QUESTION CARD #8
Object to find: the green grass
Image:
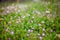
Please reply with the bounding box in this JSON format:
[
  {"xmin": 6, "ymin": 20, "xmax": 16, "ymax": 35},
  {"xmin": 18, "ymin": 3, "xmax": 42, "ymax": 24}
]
[{"xmin": 0, "ymin": 2, "xmax": 58, "ymax": 40}]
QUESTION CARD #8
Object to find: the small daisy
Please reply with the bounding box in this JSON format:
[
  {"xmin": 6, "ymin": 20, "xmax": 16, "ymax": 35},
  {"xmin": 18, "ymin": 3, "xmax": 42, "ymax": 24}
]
[
  {"xmin": 32, "ymin": 16, "xmax": 34, "ymax": 18},
  {"xmin": 32, "ymin": 27, "xmax": 34, "ymax": 30},
  {"xmin": 16, "ymin": 21, "xmax": 19, "ymax": 24},
  {"xmin": 22, "ymin": 16, "xmax": 25, "ymax": 19},
  {"xmin": 38, "ymin": 33, "xmax": 40, "ymax": 36},
  {"xmin": 28, "ymin": 29, "xmax": 33, "ymax": 33},
  {"xmin": 11, "ymin": 31, "xmax": 14, "ymax": 35},
  {"xmin": 42, "ymin": 33, "xmax": 45, "ymax": 36},
  {"xmin": 6, "ymin": 10, "xmax": 10, "ymax": 13},
  {"xmin": 26, "ymin": 34, "xmax": 30, "ymax": 37},
  {"xmin": 46, "ymin": 10, "xmax": 50, "ymax": 13},
  {"xmin": 38, "ymin": 23, "xmax": 42, "ymax": 26},
  {"xmin": 41, "ymin": 21, "xmax": 45, "ymax": 24},
  {"xmin": 28, "ymin": 29, "xmax": 31, "ymax": 33},
  {"xmin": 39, "ymin": 36, "xmax": 42, "ymax": 40},
  {"xmin": 42, "ymin": 28, "xmax": 45, "ymax": 31},
  {"xmin": 50, "ymin": 29, "xmax": 53, "ymax": 32}
]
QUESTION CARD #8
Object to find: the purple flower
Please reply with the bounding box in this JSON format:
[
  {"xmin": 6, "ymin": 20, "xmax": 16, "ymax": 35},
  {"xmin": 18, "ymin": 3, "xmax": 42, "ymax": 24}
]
[
  {"xmin": 39, "ymin": 36, "xmax": 42, "ymax": 40},
  {"xmin": 28, "ymin": 29, "xmax": 33, "ymax": 33},
  {"xmin": 42, "ymin": 28, "xmax": 45, "ymax": 31},
  {"xmin": 50, "ymin": 29, "xmax": 53, "ymax": 32},
  {"xmin": 11, "ymin": 31, "xmax": 14, "ymax": 35}
]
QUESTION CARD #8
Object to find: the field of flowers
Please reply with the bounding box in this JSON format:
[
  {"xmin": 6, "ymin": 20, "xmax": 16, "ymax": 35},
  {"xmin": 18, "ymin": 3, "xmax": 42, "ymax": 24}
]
[{"xmin": 0, "ymin": 1, "xmax": 59, "ymax": 40}]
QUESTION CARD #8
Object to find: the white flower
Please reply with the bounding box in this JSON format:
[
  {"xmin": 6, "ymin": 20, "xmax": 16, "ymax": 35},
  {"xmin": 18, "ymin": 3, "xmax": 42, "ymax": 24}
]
[
  {"xmin": 6, "ymin": 10, "xmax": 10, "ymax": 13},
  {"xmin": 28, "ymin": 29, "xmax": 33, "ymax": 33},
  {"xmin": 41, "ymin": 21, "xmax": 45, "ymax": 24},
  {"xmin": 38, "ymin": 23, "xmax": 42, "ymax": 26},
  {"xmin": 32, "ymin": 16, "xmax": 34, "ymax": 18},
  {"xmin": 11, "ymin": 31, "xmax": 14, "ymax": 35},
  {"xmin": 46, "ymin": 10, "xmax": 50, "ymax": 13},
  {"xmin": 42, "ymin": 33, "xmax": 45, "ymax": 36},
  {"xmin": 27, "ymin": 34, "xmax": 30, "ymax": 37},
  {"xmin": 32, "ymin": 27, "xmax": 34, "ymax": 30},
  {"xmin": 16, "ymin": 21, "xmax": 19, "ymax": 24},
  {"xmin": 22, "ymin": 16, "xmax": 25, "ymax": 19},
  {"xmin": 50, "ymin": 29, "xmax": 53, "ymax": 32},
  {"xmin": 42, "ymin": 28, "xmax": 45, "ymax": 31},
  {"xmin": 28, "ymin": 29, "xmax": 31, "ymax": 32},
  {"xmin": 39, "ymin": 36, "xmax": 42, "ymax": 40},
  {"xmin": 38, "ymin": 33, "xmax": 40, "ymax": 36}
]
